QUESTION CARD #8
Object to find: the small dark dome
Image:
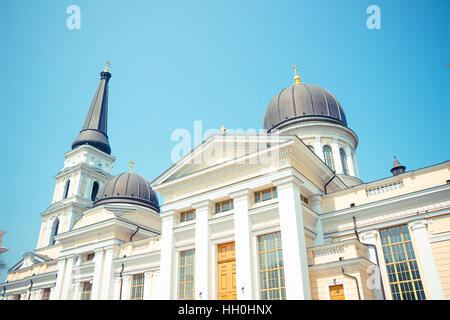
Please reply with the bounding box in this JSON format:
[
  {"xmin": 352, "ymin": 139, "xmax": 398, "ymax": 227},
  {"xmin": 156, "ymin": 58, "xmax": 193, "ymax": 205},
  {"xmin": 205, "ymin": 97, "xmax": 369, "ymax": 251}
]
[
  {"xmin": 94, "ymin": 172, "xmax": 160, "ymax": 213},
  {"xmin": 263, "ymin": 83, "xmax": 347, "ymax": 132}
]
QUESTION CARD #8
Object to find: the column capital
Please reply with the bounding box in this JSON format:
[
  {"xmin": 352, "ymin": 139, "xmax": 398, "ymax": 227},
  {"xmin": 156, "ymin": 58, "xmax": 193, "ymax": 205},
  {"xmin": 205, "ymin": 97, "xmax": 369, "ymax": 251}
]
[
  {"xmin": 309, "ymin": 195, "xmax": 322, "ymax": 205},
  {"xmin": 272, "ymin": 175, "xmax": 303, "ymax": 189},
  {"xmin": 192, "ymin": 200, "xmax": 213, "ymax": 211},
  {"xmin": 160, "ymin": 210, "xmax": 177, "ymax": 218},
  {"xmin": 408, "ymin": 219, "xmax": 427, "ymax": 231},
  {"xmin": 360, "ymin": 230, "xmax": 378, "ymax": 241},
  {"xmin": 144, "ymin": 271, "xmax": 153, "ymax": 278},
  {"xmin": 229, "ymin": 188, "xmax": 252, "ymax": 200}
]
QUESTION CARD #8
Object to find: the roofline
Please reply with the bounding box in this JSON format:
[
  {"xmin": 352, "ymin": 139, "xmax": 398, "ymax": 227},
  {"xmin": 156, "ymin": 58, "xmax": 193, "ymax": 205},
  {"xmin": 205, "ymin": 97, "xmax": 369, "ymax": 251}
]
[{"xmin": 324, "ymin": 160, "xmax": 450, "ymax": 197}]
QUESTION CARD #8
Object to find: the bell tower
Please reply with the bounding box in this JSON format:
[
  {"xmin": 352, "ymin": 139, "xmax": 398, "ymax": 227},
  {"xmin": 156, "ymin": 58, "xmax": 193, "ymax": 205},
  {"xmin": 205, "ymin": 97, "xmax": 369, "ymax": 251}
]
[{"xmin": 35, "ymin": 66, "xmax": 116, "ymax": 256}]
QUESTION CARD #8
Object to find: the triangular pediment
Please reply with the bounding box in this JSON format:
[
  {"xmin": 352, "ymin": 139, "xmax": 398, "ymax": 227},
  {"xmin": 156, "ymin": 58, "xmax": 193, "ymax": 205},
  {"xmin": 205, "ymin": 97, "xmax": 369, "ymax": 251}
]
[
  {"xmin": 9, "ymin": 252, "xmax": 52, "ymax": 272},
  {"xmin": 152, "ymin": 134, "xmax": 290, "ymax": 186}
]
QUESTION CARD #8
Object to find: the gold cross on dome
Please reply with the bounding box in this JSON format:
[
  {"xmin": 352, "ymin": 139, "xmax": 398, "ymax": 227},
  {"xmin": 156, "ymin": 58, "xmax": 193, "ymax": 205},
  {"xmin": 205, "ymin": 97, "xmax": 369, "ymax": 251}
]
[
  {"xmin": 220, "ymin": 125, "xmax": 227, "ymax": 134},
  {"xmin": 129, "ymin": 160, "xmax": 135, "ymax": 173},
  {"xmin": 105, "ymin": 61, "xmax": 111, "ymax": 72},
  {"xmin": 293, "ymin": 64, "xmax": 301, "ymax": 85}
]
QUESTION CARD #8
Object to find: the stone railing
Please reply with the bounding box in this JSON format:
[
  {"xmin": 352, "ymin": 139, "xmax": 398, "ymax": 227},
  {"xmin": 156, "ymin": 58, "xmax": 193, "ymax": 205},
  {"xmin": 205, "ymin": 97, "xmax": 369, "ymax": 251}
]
[
  {"xmin": 366, "ymin": 180, "xmax": 403, "ymax": 196},
  {"xmin": 307, "ymin": 239, "xmax": 368, "ymax": 266},
  {"xmin": 118, "ymin": 236, "xmax": 161, "ymax": 258}
]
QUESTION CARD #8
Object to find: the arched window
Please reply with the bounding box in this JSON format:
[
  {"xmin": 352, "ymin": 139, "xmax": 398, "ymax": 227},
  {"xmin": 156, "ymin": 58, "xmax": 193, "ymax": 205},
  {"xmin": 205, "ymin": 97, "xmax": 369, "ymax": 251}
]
[
  {"xmin": 50, "ymin": 218, "xmax": 60, "ymax": 245},
  {"xmin": 340, "ymin": 148, "xmax": 349, "ymax": 175},
  {"xmin": 91, "ymin": 181, "xmax": 99, "ymax": 201},
  {"xmin": 323, "ymin": 146, "xmax": 335, "ymax": 172},
  {"xmin": 307, "ymin": 145, "xmax": 315, "ymax": 152},
  {"xmin": 63, "ymin": 179, "xmax": 70, "ymax": 199}
]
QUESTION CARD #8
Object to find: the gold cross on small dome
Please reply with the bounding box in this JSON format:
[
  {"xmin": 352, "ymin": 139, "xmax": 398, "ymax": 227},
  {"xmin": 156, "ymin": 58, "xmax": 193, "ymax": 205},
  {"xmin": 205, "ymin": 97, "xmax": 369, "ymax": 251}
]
[
  {"xmin": 293, "ymin": 64, "xmax": 301, "ymax": 85},
  {"xmin": 129, "ymin": 160, "xmax": 135, "ymax": 173},
  {"xmin": 105, "ymin": 61, "xmax": 111, "ymax": 72}
]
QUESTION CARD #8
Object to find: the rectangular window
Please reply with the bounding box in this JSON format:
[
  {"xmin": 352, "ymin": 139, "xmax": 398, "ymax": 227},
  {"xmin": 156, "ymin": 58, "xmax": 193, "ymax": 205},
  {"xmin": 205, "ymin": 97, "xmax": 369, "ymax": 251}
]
[
  {"xmin": 254, "ymin": 187, "xmax": 278, "ymax": 203},
  {"xmin": 80, "ymin": 281, "xmax": 92, "ymax": 300},
  {"xmin": 84, "ymin": 253, "xmax": 95, "ymax": 262},
  {"xmin": 380, "ymin": 225, "xmax": 426, "ymax": 300},
  {"xmin": 214, "ymin": 199, "xmax": 234, "ymax": 214},
  {"xmin": 180, "ymin": 209, "xmax": 196, "ymax": 223},
  {"xmin": 257, "ymin": 231, "xmax": 286, "ymax": 300},
  {"xmin": 300, "ymin": 195, "xmax": 309, "ymax": 205},
  {"xmin": 41, "ymin": 288, "xmax": 51, "ymax": 300},
  {"xmin": 130, "ymin": 273, "xmax": 145, "ymax": 300},
  {"xmin": 179, "ymin": 249, "xmax": 195, "ymax": 300}
]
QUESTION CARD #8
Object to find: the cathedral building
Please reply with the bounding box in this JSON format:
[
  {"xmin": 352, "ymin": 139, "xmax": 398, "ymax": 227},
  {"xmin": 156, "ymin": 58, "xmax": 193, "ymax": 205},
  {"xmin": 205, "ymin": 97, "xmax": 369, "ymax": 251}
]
[{"xmin": 1, "ymin": 65, "xmax": 449, "ymax": 300}]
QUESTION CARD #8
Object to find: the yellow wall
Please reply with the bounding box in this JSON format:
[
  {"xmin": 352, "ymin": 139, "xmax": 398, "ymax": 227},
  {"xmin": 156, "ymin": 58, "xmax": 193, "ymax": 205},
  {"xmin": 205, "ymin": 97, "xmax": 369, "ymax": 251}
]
[{"xmin": 309, "ymin": 265, "xmax": 374, "ymax": 300}]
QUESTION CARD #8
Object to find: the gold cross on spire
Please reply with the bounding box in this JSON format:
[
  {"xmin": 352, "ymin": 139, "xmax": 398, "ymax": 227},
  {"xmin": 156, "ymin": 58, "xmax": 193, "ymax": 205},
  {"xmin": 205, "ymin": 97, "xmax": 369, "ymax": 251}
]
[
  {"xmin": 293, "ymin": 64, "xmax": 301, "ymax": 85},
  {"xmin": 220, "ymin": 125, "xmax": 227, "ymax": 134},
  {"xmin": 129, "ymin": 160, "xmax": 135, "ymax": 173},
  {"xmin": 105, "ymin": 61, "xmax": 111, "ymax": 72}
]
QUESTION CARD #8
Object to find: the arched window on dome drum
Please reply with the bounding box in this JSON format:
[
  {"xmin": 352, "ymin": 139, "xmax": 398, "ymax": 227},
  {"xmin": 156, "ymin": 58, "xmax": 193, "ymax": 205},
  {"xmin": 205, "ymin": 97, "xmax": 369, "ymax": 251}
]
[
  {"xmin": 340, "ymin": 148, "xmax": 349, "ymax": 175},
  {"xmin": 50, "ymin": 218, "xmax": 59, "ymax": 245},
  {"xmin": 323, "ymin": 146, "xmax": 335, "ymax": 172},
  {"xmin": 307, "ymin": 145, "xmax": 314, "ymax": 152},
  {"xmin": 91, "ymin": 181, "xmax": 99, "ymax": 201},
  {"xmin": 63, "ymin": 179, "xmax": 70, "ymax": 199}
]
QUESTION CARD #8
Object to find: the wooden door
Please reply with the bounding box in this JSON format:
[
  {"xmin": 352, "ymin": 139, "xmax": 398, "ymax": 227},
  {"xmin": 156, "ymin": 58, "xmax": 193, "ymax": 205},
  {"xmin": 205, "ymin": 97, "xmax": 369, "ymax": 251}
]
[
  {"xmin": 329, "ymin": 284, "xmax": 345, "ymax": 300},
  {"xmin": 217, "ymin": 242, "xmax": 236, "ymax": 300}
]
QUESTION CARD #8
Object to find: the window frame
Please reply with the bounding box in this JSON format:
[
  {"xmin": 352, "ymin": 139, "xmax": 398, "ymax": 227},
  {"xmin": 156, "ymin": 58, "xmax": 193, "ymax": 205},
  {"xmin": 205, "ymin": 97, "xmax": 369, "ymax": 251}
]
[
  {"xmin": 180, "ymin": 209, "xmax": 196, "ymax": 223},
  {"xmin": 339, "ymin": 148, "xmax": 349, "ymax": 175},
  {"xmin": 257, "ymin": 231, "xmax": 286, "ymax": 300},
  {"xmin": 178, "ymin": 249, "xmax": 195, "ymax": 300},
  {"xmin": 214, "ymin": 199, "xmax": 234, "ymax": 214},
  {"xmin": 130, "ymin": 273, "xmax": 145, "ymax": 300},
  {"xmin": 254, "ymin": 187, "xmax": 278, "ymax": 204},
  {"xmin": 322, "ymin": 145, "xmax": 335, "ymax": 172},
  {"xmin": 80, "ymin": 281, "xmax": 92, "ymax": 300},
  {"xmin": 379, "ymin": 224, "xmax": 426, "ymax": 300}
]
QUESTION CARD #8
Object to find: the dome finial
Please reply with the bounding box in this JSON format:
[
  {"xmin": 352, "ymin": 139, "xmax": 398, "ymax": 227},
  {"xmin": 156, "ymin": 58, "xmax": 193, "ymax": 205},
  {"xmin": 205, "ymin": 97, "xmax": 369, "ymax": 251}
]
[
  {"xmin": 105, "ymin": 61, "xmax": 111, "ymax": 72},
  {"xmin": 293, "ymin": 64, "xmax": 301, "ymax": 85},
  {"xmin": 129, "ymin": 160, "xmax": 135, "ymax": 173}
]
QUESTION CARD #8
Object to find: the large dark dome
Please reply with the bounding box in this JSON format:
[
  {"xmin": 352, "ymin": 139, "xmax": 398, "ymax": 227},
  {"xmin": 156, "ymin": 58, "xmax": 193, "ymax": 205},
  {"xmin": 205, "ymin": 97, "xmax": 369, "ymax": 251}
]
[
  {"xmin": 263, "ymin": 83, "xmax": 347, "ymax": 132},
  {"xmin": 93, "ymin": 172, "xmax": 160, "ymax": 213}
]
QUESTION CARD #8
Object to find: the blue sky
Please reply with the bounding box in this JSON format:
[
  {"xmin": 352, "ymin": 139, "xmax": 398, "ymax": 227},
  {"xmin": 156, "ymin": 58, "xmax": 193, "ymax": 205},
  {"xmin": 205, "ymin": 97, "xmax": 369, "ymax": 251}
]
[{"xmin": 0, "ymin": 0, "xmax": 448, "ymax": 281}]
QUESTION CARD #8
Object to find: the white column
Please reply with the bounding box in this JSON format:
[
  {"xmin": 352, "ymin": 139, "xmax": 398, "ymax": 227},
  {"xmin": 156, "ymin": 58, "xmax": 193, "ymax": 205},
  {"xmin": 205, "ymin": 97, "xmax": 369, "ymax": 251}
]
[
  {"xmin": 91, "ymin": 248, "xmax": 105, "ymax": 300},
  {"xmin": 313, "ymin": 137, "xmax": 324, "ymax": 161},
  {"xmin": 114, "ymin": 277, "xmax": 122, "ymax": 300},
  {"xmin": 100, "ymin": 246, "xmax": 116, "ymax": 299},
  {"xmin": 60, "ymin": 255, "xmax": 75, "ymax": 299},
  {"xmin": 351, "ymin": 150, "xmax": 360, "ymax": 178},
  {"xmin": 273, "ymin": 176, "xmax": 311, "ymax": 299},
  {"xmin": 344, "ymin": 145, "xmax": 356, "ymax": 177},
  {"xmin": 122, "ymin": 276, "xmax": 131, "ymax": 300},
  {"xmin": 159, "ymin": 211, "xmax": 176, "ymax": 299},
  {"xmin": 310, "ymin": 196, "xmax": 325, "ymax": 246},
  {"xmin": 49, "ymin": 286, "xmax": 57, "ymax": 300},
  {"xmin": 360, "ymin": 230, "xmax": 384, "ymax": 300},
  {"xmin": 193, "ymin": 201, "xmax": 212, "ymax": 300},
  {"xmin": 409, "ymin": 220, "xmax": 445, "ymax": 300},
  {"xmin": 143, "ymin": 271, "xmax": 152, "ymax": 300},
  {"xmin": 230, "ymin": 189, "xmax": 255, "ymax": 299},
  {"xmin": 73, "ymin": 282, "xmax": 81, "ymax": 300},
  {"xmin": 331, "ymin": 139, "xmax": 343, "ymax": 174}
]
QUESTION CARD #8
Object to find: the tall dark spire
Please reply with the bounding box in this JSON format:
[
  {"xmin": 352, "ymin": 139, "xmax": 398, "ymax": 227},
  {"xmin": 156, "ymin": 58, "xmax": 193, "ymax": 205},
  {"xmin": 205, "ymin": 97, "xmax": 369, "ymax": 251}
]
[
  {"xmin": 72, "ymin": 69, "xmax": 112, "ymax": 155},
  {"xmin": 391, "ymin": 156, "xmax": 406, "ymax": 176}
]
